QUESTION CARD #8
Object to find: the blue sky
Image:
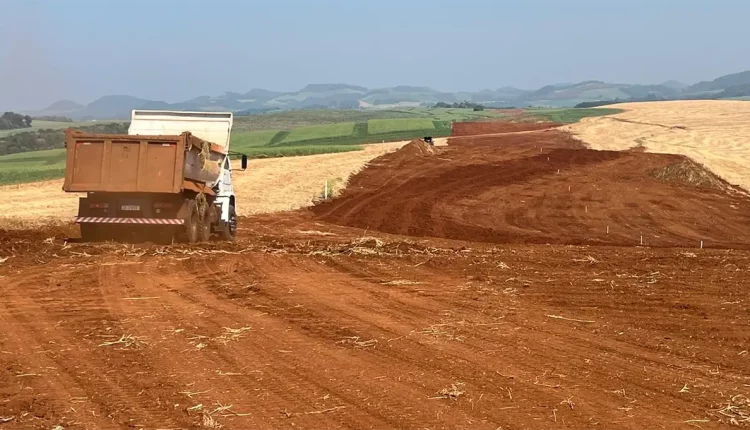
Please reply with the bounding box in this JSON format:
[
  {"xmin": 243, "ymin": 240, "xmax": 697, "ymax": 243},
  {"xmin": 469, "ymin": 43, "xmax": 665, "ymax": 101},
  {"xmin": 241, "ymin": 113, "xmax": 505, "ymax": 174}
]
[{"xmin": 1, "ymin": 0, "xmax": 749, "ymax": 110}]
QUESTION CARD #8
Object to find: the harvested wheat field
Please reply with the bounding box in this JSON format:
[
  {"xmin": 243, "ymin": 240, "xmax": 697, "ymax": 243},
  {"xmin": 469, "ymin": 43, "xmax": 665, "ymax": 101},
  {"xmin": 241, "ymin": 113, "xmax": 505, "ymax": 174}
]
[
  {"xmin": 565, "ymin": 100, "xmax": 750, "ymax": 191},
  {"xmin": 1, "ymin": 123, "xmax": 750, "ymax": 430}
]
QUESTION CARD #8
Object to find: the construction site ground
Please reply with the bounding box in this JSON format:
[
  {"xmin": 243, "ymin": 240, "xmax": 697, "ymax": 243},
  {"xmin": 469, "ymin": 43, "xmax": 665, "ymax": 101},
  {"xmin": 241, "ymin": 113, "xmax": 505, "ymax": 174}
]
[{"xmin": 2, "ymin": 116, "xmax": 750, "ymax": 429}]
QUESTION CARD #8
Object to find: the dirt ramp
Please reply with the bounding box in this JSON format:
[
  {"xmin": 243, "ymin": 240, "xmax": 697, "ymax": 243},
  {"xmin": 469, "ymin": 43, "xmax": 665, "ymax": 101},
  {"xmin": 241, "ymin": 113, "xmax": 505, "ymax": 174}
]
[{"xmin": 313, "ymin": 130, "xmax": 750, "ymax": 249}]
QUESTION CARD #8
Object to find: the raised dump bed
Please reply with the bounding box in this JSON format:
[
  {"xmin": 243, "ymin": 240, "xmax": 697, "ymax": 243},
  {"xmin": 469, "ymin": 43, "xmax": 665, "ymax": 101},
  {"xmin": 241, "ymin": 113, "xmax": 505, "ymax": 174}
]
[
  {"xmin": 62, "ymin": 110, "xmax": 246, "ymax": 243},
  {"xmin": 63, "ymin": 129, "xmax": 224, "ymax": 195}
]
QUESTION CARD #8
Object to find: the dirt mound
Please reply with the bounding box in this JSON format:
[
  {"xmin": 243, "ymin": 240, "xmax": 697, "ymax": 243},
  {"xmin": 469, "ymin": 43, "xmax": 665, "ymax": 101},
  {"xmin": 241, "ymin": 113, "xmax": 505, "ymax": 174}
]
[
  {"xmin": 565, "ymin": 100, "xmax": 750, "ymax": 192},
  {"xmin": 650, "ymin": 158, "xmax": 735, "ymax": 191},
  {"xmin": 451, "ymin": 121, "xmax": 559, "ymax": 136},
  {"xmin": 313, "ymin": 129, "xmax": 750, "ymax": 249},
  {"xmin": 397, "ymin": 138, "xmax": 437, "ymax": 157}
]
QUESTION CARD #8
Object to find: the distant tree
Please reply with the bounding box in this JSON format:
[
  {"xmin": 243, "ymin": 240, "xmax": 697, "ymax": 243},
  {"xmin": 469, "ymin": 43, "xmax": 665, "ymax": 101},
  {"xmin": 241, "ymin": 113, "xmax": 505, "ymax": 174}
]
[
  {"xmin": 0, "ymin": 112, "xmax": 33, "ymax": 130},
  {"xmin": 434, "ymin": 101, "xmax": 486, "ymax": 110},
  {"xmin": 0, "ymin": 122, "xmax": 129, "ymax": 156}
]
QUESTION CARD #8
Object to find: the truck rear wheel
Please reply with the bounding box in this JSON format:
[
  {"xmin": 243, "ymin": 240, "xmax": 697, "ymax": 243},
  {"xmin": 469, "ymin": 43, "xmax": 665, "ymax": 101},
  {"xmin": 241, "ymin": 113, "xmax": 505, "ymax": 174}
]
[
  {"xmin": 220, "ymin": 205, "xmax": 237, "ymax": 241},
  {"xmin": 183, "ymin": 200, "xmax": 200, "ymax": 243},
  {"xmin": 198, "ymin": 206, "xmax": 212, "ymax": 242}
]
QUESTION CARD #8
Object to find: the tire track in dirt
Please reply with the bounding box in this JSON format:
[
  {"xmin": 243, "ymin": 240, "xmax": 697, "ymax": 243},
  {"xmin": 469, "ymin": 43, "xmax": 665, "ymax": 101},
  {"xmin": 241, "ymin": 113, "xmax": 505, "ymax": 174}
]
[
  {"xmin": 0, "ymin": 263, "xmax": 195, "ymax": 429},
  {"xmin": 91, "ymin": 258, "xmax": 383, "ymax": 429},
  {"xmin": 179, "ymin": 247, "xmax": 750, "ymax": 429},
  {"xmin": 2, "ymin": 232, "xmax": 749, "ymax": 428}
]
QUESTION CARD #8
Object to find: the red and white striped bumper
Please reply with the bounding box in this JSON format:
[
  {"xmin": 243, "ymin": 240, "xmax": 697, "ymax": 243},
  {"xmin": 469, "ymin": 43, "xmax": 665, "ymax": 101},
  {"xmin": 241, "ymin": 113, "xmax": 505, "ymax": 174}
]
[{"xmin": 75, "ymin": 217, "xmax": 184, "ymax": 225}]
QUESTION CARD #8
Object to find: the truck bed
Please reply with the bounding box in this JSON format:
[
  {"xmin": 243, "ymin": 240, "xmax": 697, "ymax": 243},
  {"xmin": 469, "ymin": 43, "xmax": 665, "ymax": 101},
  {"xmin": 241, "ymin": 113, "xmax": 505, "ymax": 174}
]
[{"xmin": 63, "ymin": 130, "xmax": 225, "ymax": 194}]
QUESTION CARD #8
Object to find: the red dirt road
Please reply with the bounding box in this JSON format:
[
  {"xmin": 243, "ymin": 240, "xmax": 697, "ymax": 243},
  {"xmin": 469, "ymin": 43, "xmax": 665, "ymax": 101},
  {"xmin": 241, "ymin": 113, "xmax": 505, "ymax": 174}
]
[{"xmin": 2, "ymin": 123, "xmax": 750, "ymax": 429}]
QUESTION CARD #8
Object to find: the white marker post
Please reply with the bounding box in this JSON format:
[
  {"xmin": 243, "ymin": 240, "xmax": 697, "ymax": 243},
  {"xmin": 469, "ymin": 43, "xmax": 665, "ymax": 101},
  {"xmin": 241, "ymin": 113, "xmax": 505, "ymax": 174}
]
[{"xmin": 324, "ymin": 180, "xmax": 328, "ymax": 200}]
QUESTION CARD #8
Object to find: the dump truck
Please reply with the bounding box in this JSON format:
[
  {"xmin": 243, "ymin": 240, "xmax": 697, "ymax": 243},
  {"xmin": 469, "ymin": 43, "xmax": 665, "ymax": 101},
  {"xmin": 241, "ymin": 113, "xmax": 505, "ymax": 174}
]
[{"xmin": 62, "ymin": 110, "xmax": 247, "ymax": 243}]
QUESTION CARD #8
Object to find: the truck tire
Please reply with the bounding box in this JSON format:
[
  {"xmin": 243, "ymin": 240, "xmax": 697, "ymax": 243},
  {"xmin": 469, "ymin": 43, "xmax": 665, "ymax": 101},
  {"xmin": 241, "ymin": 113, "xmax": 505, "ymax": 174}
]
[
  {"xmin": 198, "ymin": 206, "xmax": 212, "ymax": 242},
  {"xmin": 183, "ymin": 200, "xmax": 200, "ymax": 243},
  {"xmin": 220, "ymin": 205, "xmax": 237, "ymax": 241}
]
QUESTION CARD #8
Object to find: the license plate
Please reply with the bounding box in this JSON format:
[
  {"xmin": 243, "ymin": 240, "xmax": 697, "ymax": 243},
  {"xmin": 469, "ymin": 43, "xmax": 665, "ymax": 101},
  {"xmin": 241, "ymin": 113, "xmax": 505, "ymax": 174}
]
[{"xmin": 121, "ymin": 205, "xmax": 140, "ymax": 211}]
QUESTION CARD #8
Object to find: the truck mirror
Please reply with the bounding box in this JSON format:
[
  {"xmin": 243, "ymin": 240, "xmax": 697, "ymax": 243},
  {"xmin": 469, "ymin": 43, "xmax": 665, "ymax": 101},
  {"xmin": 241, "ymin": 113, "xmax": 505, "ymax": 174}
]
[{"xmin": 241, "ymin": 154, "xmax": 248, "ymax": 171}]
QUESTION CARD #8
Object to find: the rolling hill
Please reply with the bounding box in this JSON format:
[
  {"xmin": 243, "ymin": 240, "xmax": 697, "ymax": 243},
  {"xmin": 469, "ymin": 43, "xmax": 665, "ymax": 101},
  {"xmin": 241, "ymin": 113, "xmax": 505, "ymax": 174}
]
[{"xmin": 27, "ymin": 70, "xmax": 750, "ymax": 119}]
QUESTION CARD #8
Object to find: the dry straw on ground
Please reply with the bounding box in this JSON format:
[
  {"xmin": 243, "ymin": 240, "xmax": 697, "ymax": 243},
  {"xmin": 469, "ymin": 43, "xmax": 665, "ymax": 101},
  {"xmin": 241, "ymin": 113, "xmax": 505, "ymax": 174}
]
[{"xmin": 565, "ymin": 100, "xmax": 750, "ymax": 191}]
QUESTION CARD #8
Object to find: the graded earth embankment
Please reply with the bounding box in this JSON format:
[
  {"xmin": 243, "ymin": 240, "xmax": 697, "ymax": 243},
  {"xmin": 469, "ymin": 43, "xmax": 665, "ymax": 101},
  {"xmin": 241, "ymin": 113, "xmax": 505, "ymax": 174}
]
[{"xmin": 313, "ymin": 125, "xmax": 750, "ymax": 249}]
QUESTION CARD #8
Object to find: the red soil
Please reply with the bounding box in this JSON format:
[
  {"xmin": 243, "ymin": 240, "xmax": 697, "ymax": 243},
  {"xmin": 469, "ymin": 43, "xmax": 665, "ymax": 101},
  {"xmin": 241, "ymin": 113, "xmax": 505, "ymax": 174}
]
[{"xmin": 2, "ymin": 122, "xmax": 749, "ymax": 429}]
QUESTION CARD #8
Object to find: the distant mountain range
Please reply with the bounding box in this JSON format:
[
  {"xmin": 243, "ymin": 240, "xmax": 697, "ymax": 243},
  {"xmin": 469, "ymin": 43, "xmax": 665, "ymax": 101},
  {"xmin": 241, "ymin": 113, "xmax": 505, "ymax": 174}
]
[{"xmin": 26, "ymin": 70, "xmax": 750, "ymax": 120}]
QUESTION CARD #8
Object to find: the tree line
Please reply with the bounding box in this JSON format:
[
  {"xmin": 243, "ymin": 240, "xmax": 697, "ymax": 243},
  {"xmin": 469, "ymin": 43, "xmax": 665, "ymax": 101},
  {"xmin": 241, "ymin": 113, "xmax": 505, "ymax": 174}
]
[
  {"xmin": 0, "ymin": 122, "xmax": 129, "ymax": 156},
  {"xmin": 0, "ymin": 112, "xmax": 33, "ymax": 130},
  {"xmin": 33, "ymin": 116, "xmax": 74, "ymax": 122},
  {"xmin": 434, "ymin": 101, "xmax": 485, "ymax": 111}
]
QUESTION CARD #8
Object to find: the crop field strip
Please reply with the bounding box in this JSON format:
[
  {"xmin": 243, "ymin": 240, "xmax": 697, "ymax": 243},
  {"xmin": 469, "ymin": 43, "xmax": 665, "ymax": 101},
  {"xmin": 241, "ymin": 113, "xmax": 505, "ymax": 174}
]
[{"xmin": 0, "ymin": 149, "xmax": 68, "ymax": 184}]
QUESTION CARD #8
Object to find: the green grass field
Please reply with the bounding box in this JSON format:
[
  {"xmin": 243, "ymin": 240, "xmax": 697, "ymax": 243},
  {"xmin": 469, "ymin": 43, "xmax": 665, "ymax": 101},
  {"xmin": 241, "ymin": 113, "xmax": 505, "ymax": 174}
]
[
  {"xmin": 0, "ymin": 107, "xmax": 620, "ymax": 185},
  {"xmin": 367, "ymin": 118, "xmax": 436, "ymax": 134},
  {"xmin": 228, "ymin": 129, "xmax": 282, "ymax": 153},
  {"xmin": 240, "ymin": 145, "xmax": 362, "ymax": 158},
  {"xmin": 0, "ymin": 148, "xmax": 67, "ymax": 184},
  {"xmin": 280, "ymin": 122, "xmax": 356, "ymax": 144}
]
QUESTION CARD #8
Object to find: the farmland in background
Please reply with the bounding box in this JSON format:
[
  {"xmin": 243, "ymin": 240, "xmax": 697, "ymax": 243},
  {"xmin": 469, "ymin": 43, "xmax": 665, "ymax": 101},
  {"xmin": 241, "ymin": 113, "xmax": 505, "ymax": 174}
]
[
  {"xmin": 231, "ymin": 107, "xmax": 505, "ymax": 132},
  {"xmin": 0, "ymin": 107, "xmax": 620, "ymax": 185},
  {"xmin": 367, "ymin": 118, "xmax": 436, "ymax": 134},
  {"xmin": 0, "ymin": 149, "xmax": 67, "ymax": 184},
  {"xmin": 520, "ymin": 107, "xmax": 624, "ymax": 123},
  {"xmin": 0, "ymin": 120, "xmax": 123, "ymax": 138},
  {"xmin": 280, "ymin": 122, "xmax": 356, "ymax": 144}
]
